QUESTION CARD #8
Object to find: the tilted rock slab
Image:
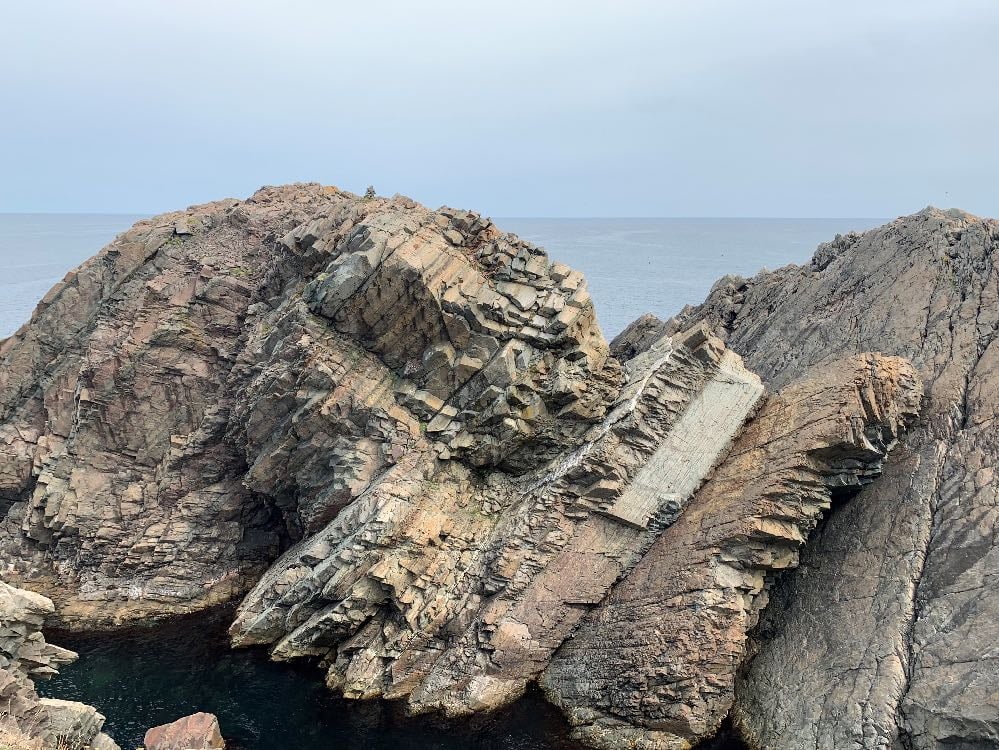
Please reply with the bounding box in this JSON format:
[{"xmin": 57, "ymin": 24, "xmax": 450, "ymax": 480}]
[
  {"xmin": 230, "ymin": 324, "xmax": 763, "ymax": 715},
  {"xmin": 625, "ymin": 207, "xmax": 998, "ymax": 749},
  {"xmin": 541, "ymin": 354, "xmax": 921, "ymax": 749},
  {"xmin": 0, "ymin": 580, "xmax": 118, "ymax": 750}
]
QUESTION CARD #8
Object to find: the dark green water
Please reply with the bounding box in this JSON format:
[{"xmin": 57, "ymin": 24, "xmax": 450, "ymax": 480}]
[
  {"xmin": 38, "ymin": 608, "xmax": 583, "ymax": 750},
  {"xmin": 37, "ymin": 606, "xmax": 748, "ymax": 750}
]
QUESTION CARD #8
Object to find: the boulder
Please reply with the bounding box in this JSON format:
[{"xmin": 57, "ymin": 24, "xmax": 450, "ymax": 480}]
[{"xmin": 143, "ymin": 713, "xmax": 224, "ymax": 750}]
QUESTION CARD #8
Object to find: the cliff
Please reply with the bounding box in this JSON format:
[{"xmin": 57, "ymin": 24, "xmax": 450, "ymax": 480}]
[
  {"xmin": 1, "ymin": 188, "xmax": 994, "ymax": 749},
  {"xmin": 617, "ymin": 207, "xmax": 998, "ymax": 749},
  {"xmin": 0, "ymin": 582, "xmax": 118, "ymax": 750}
]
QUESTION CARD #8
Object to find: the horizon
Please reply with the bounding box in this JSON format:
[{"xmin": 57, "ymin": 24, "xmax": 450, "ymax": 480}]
[
  {"xmin": 0, "ymin": 210, "xmax": 896, "ymax": 220},
  {"xmin": 2, "ymin": 1, "xmax": 997, "ymax": 218}
]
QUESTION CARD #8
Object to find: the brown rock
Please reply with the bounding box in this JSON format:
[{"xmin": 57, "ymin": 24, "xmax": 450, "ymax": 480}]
[
  {"xmin": 143, "ymin": 712, "xmax": 224, "ymax": 750},
  {"xmin": 542, "ymin": 354, "xmax": 922, "ymax": 749}
]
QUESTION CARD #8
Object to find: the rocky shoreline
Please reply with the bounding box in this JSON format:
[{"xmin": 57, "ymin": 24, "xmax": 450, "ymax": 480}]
[{"xmin": 1, "ymin": 186, "xmax": 995, "ymax": 749}]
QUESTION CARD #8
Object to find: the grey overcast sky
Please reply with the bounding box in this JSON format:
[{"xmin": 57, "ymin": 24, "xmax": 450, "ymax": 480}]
[{"xmin": 1, "ymin": 1, "xmax": 997, "ymax": 217}]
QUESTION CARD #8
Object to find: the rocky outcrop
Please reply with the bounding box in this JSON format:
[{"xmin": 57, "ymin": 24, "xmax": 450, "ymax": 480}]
[
  {"xmin": 2, "ymin": 188, "xmax": 994, "ymax": 750},
  {"xmin": 541, "ymin": 354, "xmax": 921, "ymax": 749},
  {"xmin": 628, "ymin": 207, "xmax": 998, "ymax": 749},
  {"xmin": 143, "ymin": 712, "xmax": 225, "ymax": 750},
  {"xmin": 0, "ymin": 184, "xmax": 617, "ymax": 624},
  {"xmin": 0, "ymin": 581, "xmax": 118, "ymax": 750},
  {"xmin": 229, "ymin": 323, "xmax": 763, "ymax": 715}
]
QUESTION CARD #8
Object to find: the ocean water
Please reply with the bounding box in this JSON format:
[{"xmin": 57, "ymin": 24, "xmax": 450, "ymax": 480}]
[
  {"xmin": 0, "ymin": 214, "xmax": 886, "ymax": 340},
  {"xmin": 0, "ymin": 214, "xmax": 143, "ymax": 339},
  {"xmin": 499, "ymin": 217, "xmax": 886, "ymax": 337},
  {"xmin": 40, "ymin": 609, "xmax": 583, "ymax": 750}
]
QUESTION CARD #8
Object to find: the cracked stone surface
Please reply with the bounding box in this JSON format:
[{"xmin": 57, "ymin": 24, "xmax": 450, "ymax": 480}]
[
  {"xmin": 541, "ymin": 354, "xmax": 921, "ymax": 749},
  {"xmin": 0, "ymin": 184, "xmax": 619, "ymax": 625},
  {"xmin": 0, "ymin": 580, "xmax": 119, "ymax": 750},
  {"xmin": 625, "ymin": 207, "xmax": 998, "ymax": 749},
  {"xmin": 1, "ymin": 191, "xmax": 995, "ymax": 748}
]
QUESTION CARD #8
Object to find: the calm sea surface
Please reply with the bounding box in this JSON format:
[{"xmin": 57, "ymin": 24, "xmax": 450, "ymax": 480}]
[
  {"xmin": 11, "ymin": 212, "xmax": 885, "ymax": 749},
  {"xmin": 0, "ymin": 214, "xmax": 885, "ymax": 340}
]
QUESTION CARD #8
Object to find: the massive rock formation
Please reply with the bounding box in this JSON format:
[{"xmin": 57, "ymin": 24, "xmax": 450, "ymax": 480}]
[
  {"xmin": 541, "ymin": 354, "xmax": 921, "ymax": 749},
  {"xmin": 1, "ymin": 187, "xmax": 993, "ymax": 750},
  {"xmin": 230, "ymin": 324, "xmax": 764, "ymax": 715},
  {"xmin": 0, "ymin": 581, "xmax": 118, "ymax": 750},
  {"xmin": 0, "ymin": 184, "xmax": 619, "ymax": 624},
  {"xmin": 621, "ymin": 207, "xmax": 998, "ymax": 749}
]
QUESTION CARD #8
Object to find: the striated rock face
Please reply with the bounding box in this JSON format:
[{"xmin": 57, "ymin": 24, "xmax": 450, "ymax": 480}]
[
  {"xmin": 0, "ymin": 580, "xmax": 118, "ymax": 750},
  {"xmin": 627, "ymin": 207, "xmax": 998, "ymax": 749},
  {"xmin": 541, "ymin": 354, "xmax": 921, "ymax": 749},
  {"xmin": 230, "ymin": 323, "xmax": 763, "ymax": 715},
  {"xmin": 0, "ymin": 184, "xmax": 616, "ymax": 624},
  {"xmin": 2, "ymin": 187, "xmax": 993, "ymax": 749}
]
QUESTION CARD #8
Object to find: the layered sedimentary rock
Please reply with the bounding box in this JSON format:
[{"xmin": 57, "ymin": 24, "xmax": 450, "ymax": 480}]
[
  {"xmin": 624, "ymin": 207, "xmax": 998, "ymax": 749},
  {"xmin": 0, "ymin": 184, "xmax": 617, "ymax": 624},
  {"xmin": 542, "ymin": 354, "xmax": 921, "ymax": 749},
  {"xmin": 0, "ymin": 581, "xmax": 118, "ymax": 750},
  {"xmin": 2, "ymin": 188, "xmax": 994, "ymax": 749},
  {"xmin": 230, "ymin": 324, "xmax": 763, "ymax": 714}
]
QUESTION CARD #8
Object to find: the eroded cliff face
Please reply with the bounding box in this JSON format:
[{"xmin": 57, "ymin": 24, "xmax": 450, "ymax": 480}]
[
  {"xmin": 2, "ymin": 189, "xmax": 992, "ymax": 750},
  {"xmin": 0, "ymin": 581, "xmax": 118, "ymax": 750},
  {"xmin": 0, "ymin": 184, "xmax": 617, "ymax": 624},
  {"xmin": 622, "ymin": 207, "xmax": 998, "ymax": 749}
]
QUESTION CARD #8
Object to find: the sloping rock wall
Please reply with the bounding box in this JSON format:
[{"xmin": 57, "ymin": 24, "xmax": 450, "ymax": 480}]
[
  {"xmin": 542, "ymin": 354, "xmax": 921, "ymax": 749},
  {"xmin": 623, "ymin": 207, "xmax": 998, "ymax": 749},
  {"xmin": 230, "ymin": 324, "xmax": 764, "ymax": 716}
]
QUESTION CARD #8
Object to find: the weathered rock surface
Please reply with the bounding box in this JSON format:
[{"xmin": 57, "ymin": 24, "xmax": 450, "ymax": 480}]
[
  {"xmin": 0, "ymin": 184, "xmax": 616, "ymax": 624},
  {"xmin": 2, "ymin": 188, "xmax": 994, "ymax": 750},
  {"xmin": 230, "ymin": 323, "xmax": 763, "ymax": 715},
  {"xmin": 626, "ymin": 207, "xmax": 998, "ymax": 749},
  {"xmin": 542, "ymin": 354, "xmax": 921, "ymax": 749},
  {"xmin": 143, "ymin": 712, "xmax": 225, "ymax": 750},
  {"xmin": 0, "ymin": 580, "xmax": 118, "ymax": 750}
]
